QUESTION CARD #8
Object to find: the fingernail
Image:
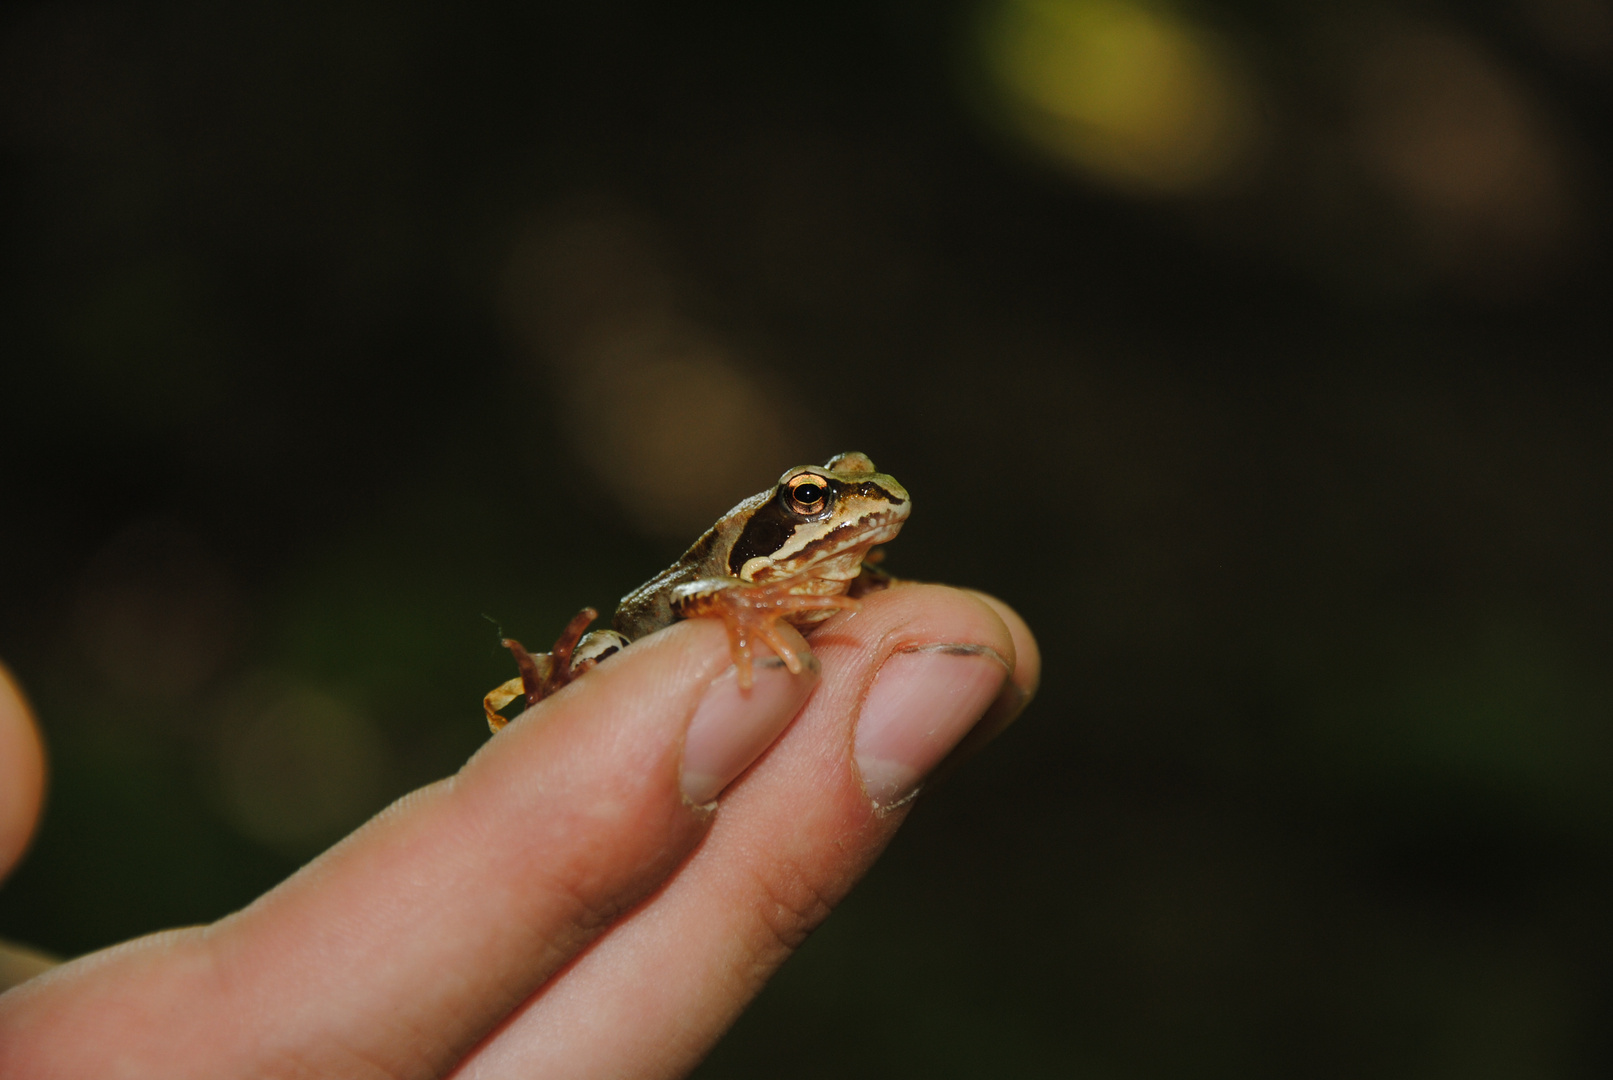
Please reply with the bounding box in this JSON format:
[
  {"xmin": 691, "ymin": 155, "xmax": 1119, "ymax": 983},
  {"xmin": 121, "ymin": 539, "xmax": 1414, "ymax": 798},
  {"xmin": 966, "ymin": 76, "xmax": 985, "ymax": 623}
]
[
  {"xmin": 855, "ymin": 644, "xmax": 1010, "ymax": 809},
  {"xmin": 681, "ymin": 653, "xmax": 819, "ymax": 806}
]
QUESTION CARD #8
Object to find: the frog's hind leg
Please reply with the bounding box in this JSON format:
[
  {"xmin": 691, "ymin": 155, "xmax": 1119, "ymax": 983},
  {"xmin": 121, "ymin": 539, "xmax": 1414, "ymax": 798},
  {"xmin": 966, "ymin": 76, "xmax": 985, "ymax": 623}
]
[
  {"xmin": 484, "ymin": 638, "xmax": 554, "ymax": 732},
  {"xmin": 532, "ymin": 607, "xmax": 598, "ymax": 702},
  {"xmin": 481, "ymin": 607, "xmax": 599, "ymax": 731},
  {"xmin": 567, "ymin": 628, "xmax": 630, "ymax": 680},
  {"xmin": 483, "ymin": 676, "xmax": 526, "ymax": 732}
]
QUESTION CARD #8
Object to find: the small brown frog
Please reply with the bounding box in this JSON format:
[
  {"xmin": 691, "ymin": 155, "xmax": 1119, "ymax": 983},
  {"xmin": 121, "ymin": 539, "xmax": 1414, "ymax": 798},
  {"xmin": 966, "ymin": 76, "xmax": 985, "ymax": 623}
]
[{"xmin": 483, "ymin": 452, "xmax": 910, "ymax": 731}]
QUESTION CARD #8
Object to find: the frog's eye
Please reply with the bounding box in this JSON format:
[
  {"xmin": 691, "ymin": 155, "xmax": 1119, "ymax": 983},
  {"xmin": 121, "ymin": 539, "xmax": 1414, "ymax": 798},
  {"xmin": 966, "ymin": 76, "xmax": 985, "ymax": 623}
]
[{"xmin": 786, "ymin": 475, "xmax": 829, "ymax": 516}]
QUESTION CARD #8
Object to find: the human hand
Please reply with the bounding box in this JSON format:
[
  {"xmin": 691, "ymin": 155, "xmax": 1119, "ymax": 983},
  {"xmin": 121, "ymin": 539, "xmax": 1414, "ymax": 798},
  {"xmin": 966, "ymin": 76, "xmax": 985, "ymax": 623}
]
[
  {"xmin": 0, "ymin": 584, "xmax": 1037, "ymax": 1078},
  {"xmin": 0, "ymin": 662, "xmax": 49, "ymax": 990}
]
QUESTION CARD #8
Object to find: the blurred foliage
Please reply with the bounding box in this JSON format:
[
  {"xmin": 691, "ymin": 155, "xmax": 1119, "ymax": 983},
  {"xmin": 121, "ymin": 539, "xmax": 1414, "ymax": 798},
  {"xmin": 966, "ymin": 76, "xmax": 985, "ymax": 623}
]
[{"xmin": 1, "ymin": 0, "xmax": 1611, "ymax": 1075}]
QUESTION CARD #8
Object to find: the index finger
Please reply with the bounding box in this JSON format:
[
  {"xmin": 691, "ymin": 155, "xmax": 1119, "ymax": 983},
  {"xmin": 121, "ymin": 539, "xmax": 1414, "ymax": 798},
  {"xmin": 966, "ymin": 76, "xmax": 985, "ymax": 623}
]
[{"xmin": 0, "ymin": 617, "xmax": 817, "ymax": 1078}]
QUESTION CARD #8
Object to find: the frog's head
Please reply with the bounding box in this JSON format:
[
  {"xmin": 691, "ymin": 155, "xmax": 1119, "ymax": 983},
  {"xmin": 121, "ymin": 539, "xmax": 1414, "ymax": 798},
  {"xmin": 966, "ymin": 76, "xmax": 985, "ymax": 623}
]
[{"xmin": 726, "ymin": 452, "xmax": 910, "ymax": 582}]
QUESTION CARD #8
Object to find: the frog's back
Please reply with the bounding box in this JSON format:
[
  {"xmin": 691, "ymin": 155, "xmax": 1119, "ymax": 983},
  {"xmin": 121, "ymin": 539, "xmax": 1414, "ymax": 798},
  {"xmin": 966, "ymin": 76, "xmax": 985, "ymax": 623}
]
[{"xmin": 611, "ymin": 520, "xmax": 734, "ymax": 640}]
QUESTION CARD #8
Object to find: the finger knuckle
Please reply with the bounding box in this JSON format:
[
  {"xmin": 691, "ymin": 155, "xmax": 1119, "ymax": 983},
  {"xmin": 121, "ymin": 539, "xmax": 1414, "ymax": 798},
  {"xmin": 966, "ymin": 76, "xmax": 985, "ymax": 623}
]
[{"xmin": 740, "ymin": 856, "xmax": 836, "ymax": 971}]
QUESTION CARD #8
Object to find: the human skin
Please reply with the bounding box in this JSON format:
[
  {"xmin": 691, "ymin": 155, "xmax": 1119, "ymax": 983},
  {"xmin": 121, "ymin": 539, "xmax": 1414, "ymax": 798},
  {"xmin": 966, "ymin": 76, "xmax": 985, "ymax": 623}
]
[
  {"xmin": 0, "ymin": 663, "xmax": 45, "ymax": 887},
  {"xmin": 0, "ymin": 584, "xmax": 1038, "ymax": 1079}
]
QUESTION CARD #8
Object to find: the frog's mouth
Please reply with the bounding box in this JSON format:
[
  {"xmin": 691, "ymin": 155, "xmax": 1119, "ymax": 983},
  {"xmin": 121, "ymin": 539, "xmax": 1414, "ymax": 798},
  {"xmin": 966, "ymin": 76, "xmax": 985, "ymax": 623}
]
[
  {"xmin": 777, "ymin": 507, "xmax": 909, "ymax": 570},
  {"xmin": 738, "ymin": 512, "xmax": 916, "ymax": 586}
]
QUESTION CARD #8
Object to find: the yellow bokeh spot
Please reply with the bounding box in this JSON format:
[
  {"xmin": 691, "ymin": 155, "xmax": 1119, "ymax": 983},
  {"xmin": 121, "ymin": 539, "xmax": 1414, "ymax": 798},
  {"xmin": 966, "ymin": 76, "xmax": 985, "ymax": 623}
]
[{"xmin": 979, "ymin": 0, "xmax": 1254, "ymax": 193}]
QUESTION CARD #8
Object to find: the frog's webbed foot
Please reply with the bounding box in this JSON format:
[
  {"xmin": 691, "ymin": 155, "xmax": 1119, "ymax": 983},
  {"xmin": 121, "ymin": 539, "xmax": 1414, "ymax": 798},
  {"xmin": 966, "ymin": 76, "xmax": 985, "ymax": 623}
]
[
  {"xmin": 672, "ymin": 578, "xmax": 859, "ymax": 689},
  {"xmin": 482, "ymin": 675, "xmax": 529, "ymax": 732},
  {"xmin": 482, "ymin": 607, "xmax": 600, "ymax": 732}
]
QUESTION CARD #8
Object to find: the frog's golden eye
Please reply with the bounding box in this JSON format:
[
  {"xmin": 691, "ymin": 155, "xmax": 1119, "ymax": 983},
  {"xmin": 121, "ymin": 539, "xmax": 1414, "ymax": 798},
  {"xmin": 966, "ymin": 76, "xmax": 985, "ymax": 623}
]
[{"xmin": 785, "ymin": 475, "xmax": 829, "ymax": 515}]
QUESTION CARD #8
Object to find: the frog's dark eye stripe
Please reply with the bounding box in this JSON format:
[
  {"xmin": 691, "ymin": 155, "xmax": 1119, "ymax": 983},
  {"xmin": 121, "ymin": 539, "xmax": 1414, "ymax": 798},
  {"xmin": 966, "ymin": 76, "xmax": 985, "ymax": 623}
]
[{"xmin": 852, "ymin": 480, "xmax": 905, "ymax": 506}]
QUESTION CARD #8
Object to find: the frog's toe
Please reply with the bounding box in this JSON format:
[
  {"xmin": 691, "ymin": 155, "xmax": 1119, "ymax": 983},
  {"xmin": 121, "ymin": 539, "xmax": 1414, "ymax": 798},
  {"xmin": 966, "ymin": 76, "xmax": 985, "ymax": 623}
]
[
  {"xmin": 483, "ymin": 608, "xmax": 606, "ymax": 731},
  {"xmin": 677, "ymin": 581, "xmax": 854, "ymax": 687},
  {"xmin": 483, "ymin": 676, "xmax": 526, "ymax": 732},
  {"xmin": 754, "ymin": 622, "xmax": 806, "ymax": 675}
]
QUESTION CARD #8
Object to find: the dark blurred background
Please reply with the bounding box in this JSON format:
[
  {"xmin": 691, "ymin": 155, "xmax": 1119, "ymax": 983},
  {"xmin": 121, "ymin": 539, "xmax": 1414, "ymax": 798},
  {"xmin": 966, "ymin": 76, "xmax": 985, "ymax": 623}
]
[{"xmin": 2, "ymin": 0, "xmax": 1611, "ymax": 1074}]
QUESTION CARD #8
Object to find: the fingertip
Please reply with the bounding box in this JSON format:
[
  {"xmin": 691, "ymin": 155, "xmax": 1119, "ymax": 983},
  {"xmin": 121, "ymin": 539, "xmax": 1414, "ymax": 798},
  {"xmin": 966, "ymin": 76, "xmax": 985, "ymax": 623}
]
[
  {"xmin": 0, "ymin": 660, "xmax": 47, "ymax": 883},
  {"xmin": 867, "ymin": 589, "xmax": 1037, "ymax": 794},
  {"xmin": 962, "ymin": 589, "xmax": 1041, "ymax": 703}
]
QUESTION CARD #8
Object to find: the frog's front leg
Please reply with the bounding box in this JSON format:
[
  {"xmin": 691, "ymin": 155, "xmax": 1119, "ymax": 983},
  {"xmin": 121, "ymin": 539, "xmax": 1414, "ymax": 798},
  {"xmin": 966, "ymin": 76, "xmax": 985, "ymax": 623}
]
[{"xmin": 670, "ymin": 576, "xmax": 859, "ymax": 689}]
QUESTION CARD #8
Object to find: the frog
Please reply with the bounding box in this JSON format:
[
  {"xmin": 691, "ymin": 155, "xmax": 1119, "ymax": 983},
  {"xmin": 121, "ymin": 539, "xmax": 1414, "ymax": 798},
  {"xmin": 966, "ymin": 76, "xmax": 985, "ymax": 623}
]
[{"xmin": 483, "ymin": 451, "xmax": 910, "ymax": 731}]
